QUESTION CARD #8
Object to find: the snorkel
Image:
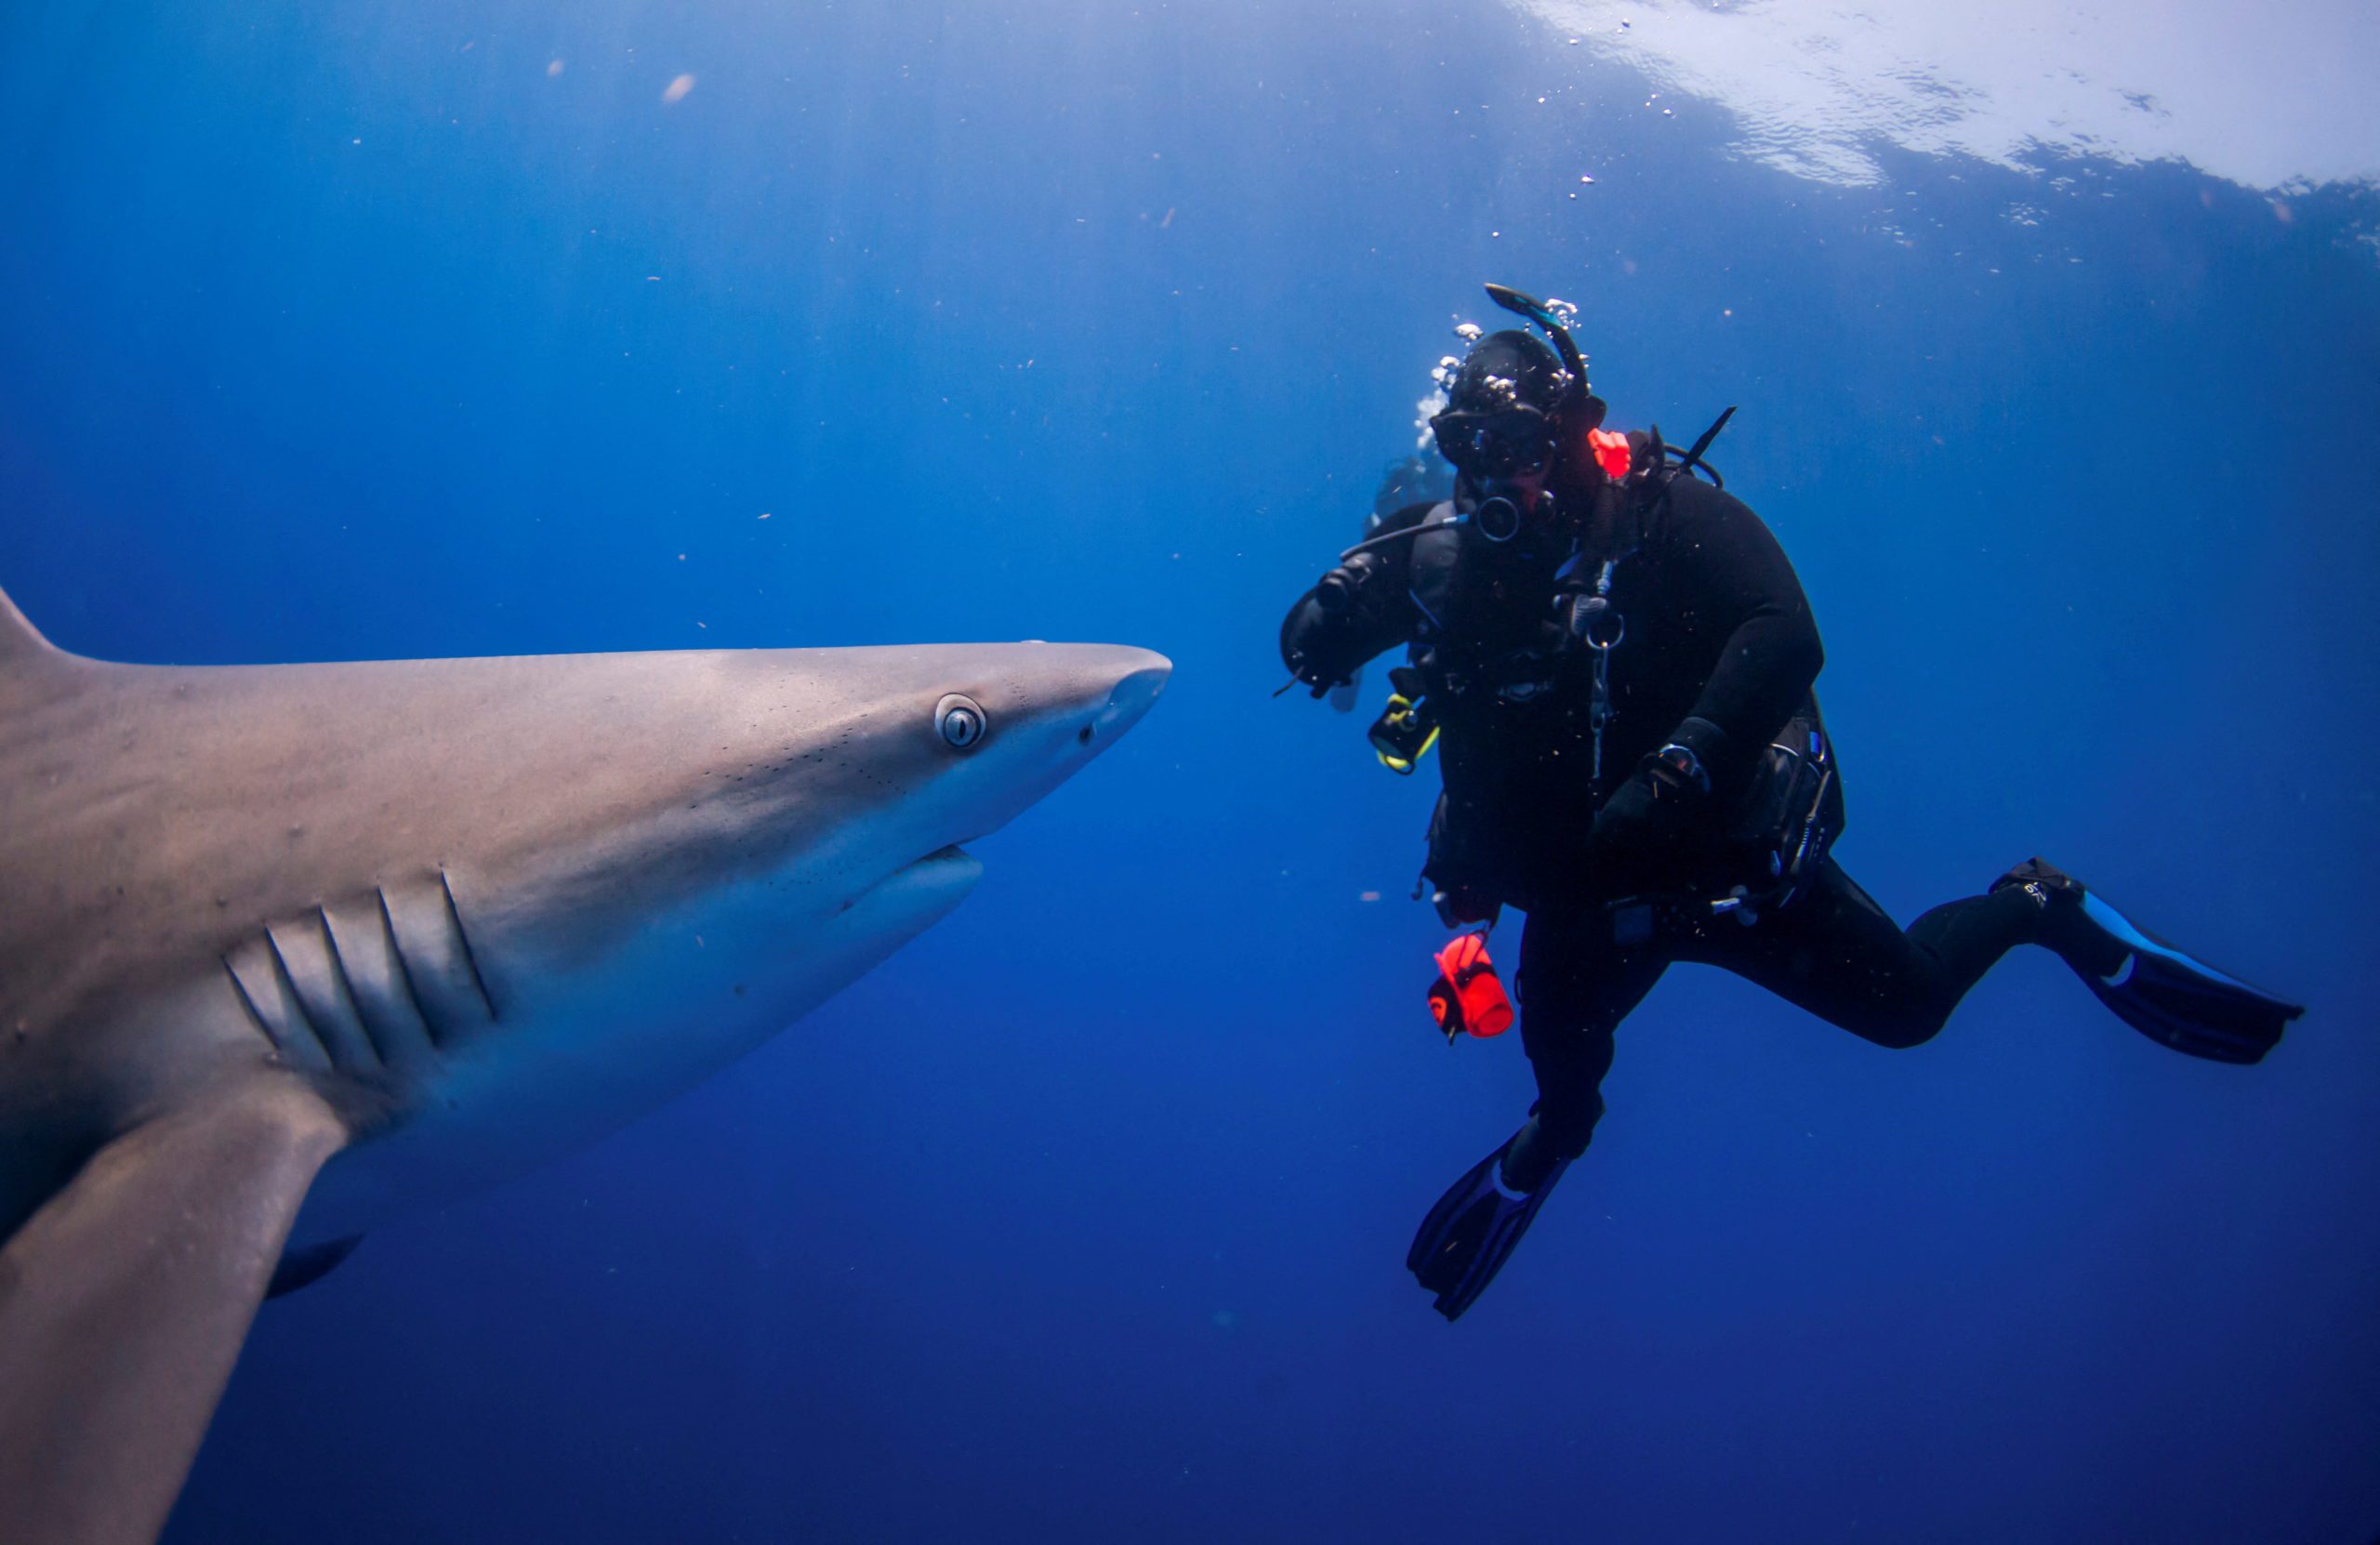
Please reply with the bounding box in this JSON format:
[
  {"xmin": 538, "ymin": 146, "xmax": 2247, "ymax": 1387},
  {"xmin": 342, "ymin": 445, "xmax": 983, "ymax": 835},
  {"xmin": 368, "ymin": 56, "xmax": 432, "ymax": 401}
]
[{"xmin": 1481, "ymin": 283, "xmax": 1601, "ymax": 421}]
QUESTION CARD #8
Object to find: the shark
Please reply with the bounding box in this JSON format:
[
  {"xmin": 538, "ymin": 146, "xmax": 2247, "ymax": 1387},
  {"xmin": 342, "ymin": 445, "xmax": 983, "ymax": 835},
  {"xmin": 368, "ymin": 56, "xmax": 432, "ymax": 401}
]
[{"xmin": 0, "ymin": 582, "xmax": 1168, "ymax": 1544}]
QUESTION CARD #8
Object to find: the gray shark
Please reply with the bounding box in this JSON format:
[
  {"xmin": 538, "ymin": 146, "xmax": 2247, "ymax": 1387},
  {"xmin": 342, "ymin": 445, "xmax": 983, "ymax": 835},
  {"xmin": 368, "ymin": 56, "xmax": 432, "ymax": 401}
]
[{"xmin": 0, "ymin": 583, "xmax": 1168, "ymax": 1544}]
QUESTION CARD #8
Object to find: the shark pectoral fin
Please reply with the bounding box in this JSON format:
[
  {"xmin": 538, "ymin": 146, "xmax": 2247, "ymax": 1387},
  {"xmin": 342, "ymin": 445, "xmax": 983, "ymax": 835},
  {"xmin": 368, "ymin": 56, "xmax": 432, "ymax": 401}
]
[{"xmin": 0, "ymin": 1074, "xmax": 348, "ymax": 1545}]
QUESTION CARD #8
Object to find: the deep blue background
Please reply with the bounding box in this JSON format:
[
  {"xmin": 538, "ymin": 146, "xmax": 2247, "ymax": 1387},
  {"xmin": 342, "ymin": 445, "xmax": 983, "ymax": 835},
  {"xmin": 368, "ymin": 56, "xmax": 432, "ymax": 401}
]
[{"xmin": 4, "ymin": 1, "xmax": 2376, "ymax": 1539}]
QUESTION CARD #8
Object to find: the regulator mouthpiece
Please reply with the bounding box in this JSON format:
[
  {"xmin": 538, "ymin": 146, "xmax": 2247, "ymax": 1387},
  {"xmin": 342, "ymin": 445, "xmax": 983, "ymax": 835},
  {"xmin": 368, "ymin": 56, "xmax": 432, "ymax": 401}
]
[{"xmin": 1474, "ymin": 495, "xmax": 1525, "ymax": 544}]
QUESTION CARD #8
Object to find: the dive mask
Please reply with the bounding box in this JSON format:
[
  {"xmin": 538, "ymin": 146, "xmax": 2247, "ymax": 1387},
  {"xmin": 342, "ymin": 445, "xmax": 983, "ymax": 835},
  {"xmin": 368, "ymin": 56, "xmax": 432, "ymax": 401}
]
[{"xmin": 1430, "ymin": 406, "xmax": 1555, "ymax": 480}]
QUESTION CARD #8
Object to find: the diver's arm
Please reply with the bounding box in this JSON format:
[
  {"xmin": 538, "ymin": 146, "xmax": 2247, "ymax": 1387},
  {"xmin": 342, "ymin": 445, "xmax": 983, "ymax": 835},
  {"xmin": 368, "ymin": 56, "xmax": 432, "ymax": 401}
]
[
  {"xmin": 1659, "ymin": 479, "xmax": 1824, "ymax": 789},
  {"xmin": 1277, "ymin": 502, "xmax": 1431, "ymax": 691}
]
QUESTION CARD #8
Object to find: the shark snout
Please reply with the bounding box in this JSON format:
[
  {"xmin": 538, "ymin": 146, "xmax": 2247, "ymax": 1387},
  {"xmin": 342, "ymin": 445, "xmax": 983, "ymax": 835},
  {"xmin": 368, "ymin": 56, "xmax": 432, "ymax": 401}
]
[{"xmin": 1091, "ymin": 652, "xmax": 1170, "ymax": 743}]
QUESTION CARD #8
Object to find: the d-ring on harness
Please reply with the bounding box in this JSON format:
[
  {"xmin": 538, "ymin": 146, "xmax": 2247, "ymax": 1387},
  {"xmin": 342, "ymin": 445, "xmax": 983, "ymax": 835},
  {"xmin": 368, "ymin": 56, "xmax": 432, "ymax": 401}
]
[{"xmin": 1556, "ymin": 550, "xmax": 1631, "ymax": 788}]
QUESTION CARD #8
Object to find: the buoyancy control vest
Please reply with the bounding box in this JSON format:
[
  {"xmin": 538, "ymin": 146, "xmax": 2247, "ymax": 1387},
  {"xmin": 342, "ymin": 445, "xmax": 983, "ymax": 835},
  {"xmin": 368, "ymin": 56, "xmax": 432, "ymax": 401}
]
[{"xmin": 1407, "ymin": 412, "xmax": 1846, "ymax": 922}]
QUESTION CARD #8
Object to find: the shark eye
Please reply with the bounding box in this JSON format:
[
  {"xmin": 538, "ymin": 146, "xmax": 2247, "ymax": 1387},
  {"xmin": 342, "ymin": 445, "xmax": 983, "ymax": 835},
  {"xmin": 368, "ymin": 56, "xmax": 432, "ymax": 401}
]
[{"xmin": 934, "ymin": 693, "xmax": 988, "ymax": 750}]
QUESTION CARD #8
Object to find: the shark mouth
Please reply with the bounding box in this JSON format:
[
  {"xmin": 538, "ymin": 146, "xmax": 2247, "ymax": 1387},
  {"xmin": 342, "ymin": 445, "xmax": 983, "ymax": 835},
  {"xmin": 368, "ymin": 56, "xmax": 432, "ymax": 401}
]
[
  {"xmin": 906, "ymin": 844, "xmax": 973, "ymax": 874},
  {"xmin": 826, "ymin": 846, "xmax": 977, "ymax": 922},
  {"xmin": 869, "ymin": 844, "xmax": 982, "ymax": 902}
]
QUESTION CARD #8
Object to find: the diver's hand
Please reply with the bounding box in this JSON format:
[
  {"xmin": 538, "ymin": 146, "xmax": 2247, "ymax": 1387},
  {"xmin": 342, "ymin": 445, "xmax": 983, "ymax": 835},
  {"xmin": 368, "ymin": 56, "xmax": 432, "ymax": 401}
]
[
  {"xmin": 1586, "ymin": 748, "xmax": 1706, "ymax": 891},
  {"xmin": 1289, "ymin": 654, "xmax": 1351, "ymax": 698},
  {"xmin": 1279, "ymin": 596, "xmax": 1363, "ymax": 696}
]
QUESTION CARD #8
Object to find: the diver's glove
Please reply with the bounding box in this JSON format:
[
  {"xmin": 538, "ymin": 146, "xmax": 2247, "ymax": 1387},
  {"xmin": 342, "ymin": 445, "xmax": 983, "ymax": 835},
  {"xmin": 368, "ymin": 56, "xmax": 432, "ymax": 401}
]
[
  {"xmin": 1585, "ymin": 718, "xmax": 1728, "ymax": 892},
  {"xmin": 1279, "ymin": 594, "xmax": 1366, "ymax": 696}
]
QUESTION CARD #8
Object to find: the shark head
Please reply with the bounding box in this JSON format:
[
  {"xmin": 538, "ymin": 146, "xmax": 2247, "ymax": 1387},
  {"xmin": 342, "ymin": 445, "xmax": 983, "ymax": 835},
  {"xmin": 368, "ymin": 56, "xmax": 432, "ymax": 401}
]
[
  {"xmin": 282, "ymin": 640, "xmax": 1173, "ymax": 1237},
  {"xmin": 449, "ymin": 640, "xmax": 1174, "ymax": 974}
]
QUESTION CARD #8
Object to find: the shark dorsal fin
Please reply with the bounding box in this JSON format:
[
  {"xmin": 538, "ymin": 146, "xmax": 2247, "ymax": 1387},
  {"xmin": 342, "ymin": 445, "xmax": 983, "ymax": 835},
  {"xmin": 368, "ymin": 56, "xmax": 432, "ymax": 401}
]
[{"xmin": 0, "ymin": 586, "xmax": 58, "ymax": 665}]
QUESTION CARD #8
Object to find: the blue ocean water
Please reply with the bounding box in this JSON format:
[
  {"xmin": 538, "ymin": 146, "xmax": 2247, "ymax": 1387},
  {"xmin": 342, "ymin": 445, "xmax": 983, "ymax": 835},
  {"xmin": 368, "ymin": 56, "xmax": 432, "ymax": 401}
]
[{"xmin": 3, "ymin": 1, "xmax": 2376, "ymax": 1539}]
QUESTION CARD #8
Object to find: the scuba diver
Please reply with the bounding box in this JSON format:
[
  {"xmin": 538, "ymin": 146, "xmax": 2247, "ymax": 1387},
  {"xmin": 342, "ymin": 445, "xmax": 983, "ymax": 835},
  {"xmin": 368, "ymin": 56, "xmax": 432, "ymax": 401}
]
[{"xmin": 1279, "ymin": 284, "xmax": 2306, "ymax": 1322}]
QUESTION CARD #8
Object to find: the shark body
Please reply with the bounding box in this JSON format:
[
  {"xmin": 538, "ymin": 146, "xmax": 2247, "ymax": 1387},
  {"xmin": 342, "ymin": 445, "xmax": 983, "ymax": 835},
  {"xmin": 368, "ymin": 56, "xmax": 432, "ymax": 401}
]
[{"xmin": 0, "ymin": 585, "xmax": 1167, "ymax": 1543}]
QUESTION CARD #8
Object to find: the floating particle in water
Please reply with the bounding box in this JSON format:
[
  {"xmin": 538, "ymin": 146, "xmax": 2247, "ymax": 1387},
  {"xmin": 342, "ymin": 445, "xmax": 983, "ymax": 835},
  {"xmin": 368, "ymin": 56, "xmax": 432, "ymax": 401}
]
[
  {"xmin": 1454, "ymin": 323, "xmax": 1482, "ymax": 341},
  {"xmin": 1580, "ymin": 174, "xmax": 1596, "ymax": 184},
  {"xmin": 661, "ymin": 73, "xmax": 695, "ymax": 104},
  {"xmin": 547, "ymin": 59, "xmax": 564, "ymax": 77},
  {"xmin": 1359, "ymin": 891, "xmax": 1382, "ymax": 903}
]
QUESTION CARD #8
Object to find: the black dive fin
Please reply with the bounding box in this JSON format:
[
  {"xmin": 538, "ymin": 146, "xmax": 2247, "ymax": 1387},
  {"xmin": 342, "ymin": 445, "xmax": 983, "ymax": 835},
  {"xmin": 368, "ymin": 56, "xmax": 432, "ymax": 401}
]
[
  {"xmin": 0, "ymin": 1076, "xmax": 348, "ymax": 1545},
  {"xmin": 1407, "ymin": 1135, "xmax": 1567, "ymax": 1322},
  {"xmin": 269, "ymin": 1234, "xmax": 365, "ymax": 1299}
]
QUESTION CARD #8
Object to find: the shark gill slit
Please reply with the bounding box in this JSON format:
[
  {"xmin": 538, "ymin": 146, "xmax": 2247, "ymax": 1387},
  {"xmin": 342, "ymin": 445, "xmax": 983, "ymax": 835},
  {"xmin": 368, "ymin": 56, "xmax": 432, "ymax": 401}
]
[
  {"xmin": 439, "ymin": 869, "xmax": 498, "ymax": 1021},
  {"xmin": 314, "ymin": 904, "xmax": 397, "ymax": 1070},
  {"xmin": 219, "ymin": 955, "xmax": 278, "ymax": 1051},
  {"xmin": 259, "ymin": 926, "xmax": 331, "ymax": 1068},
  {"xmin": 374, "ymin": 884, "xmax": 451, "ymax": 1050}
]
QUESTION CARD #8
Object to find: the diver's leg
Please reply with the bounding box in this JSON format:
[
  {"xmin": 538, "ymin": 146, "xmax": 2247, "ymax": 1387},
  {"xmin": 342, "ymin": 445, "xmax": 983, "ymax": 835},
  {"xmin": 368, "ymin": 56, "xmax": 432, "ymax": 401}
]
[
  {"xmin": 1504, "ymin": 905, "xmax": 1666, "ymax": 1189},
  {"xmin": 1695, "ymin": 861, "xmax": 2042, "ymax": 1049},
  {"xmin": 1406, "ymin": 907, "xmax": 1663, "ymax": 1319}
]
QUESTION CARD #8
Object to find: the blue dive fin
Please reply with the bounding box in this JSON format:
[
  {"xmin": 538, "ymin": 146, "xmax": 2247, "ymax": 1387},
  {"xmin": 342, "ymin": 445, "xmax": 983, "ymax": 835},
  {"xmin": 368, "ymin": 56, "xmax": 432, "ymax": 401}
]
[
  {"xmin": 2070, "ymin": 891, "xmax": 2304, "ymax": 1065},
  {"xmin": 1407, "ymin": 1136, "xmax": 1567, "ymax": 1321}
]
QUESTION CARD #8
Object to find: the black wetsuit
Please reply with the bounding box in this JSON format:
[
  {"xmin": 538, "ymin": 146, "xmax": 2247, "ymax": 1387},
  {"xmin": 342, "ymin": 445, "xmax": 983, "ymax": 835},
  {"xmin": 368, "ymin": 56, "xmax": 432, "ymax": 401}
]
[{"xmin": 1282, "ymin": 465, "xmax": 2047, "ymax": 1188}]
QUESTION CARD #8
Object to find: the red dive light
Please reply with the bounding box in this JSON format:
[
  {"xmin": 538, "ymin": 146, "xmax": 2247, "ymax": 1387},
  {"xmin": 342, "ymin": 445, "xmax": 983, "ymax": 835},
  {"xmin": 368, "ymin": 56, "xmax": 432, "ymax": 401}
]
[{"xmin": 1428, "ymin": 931, "xmax": 1514, "ymax": 1041}]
